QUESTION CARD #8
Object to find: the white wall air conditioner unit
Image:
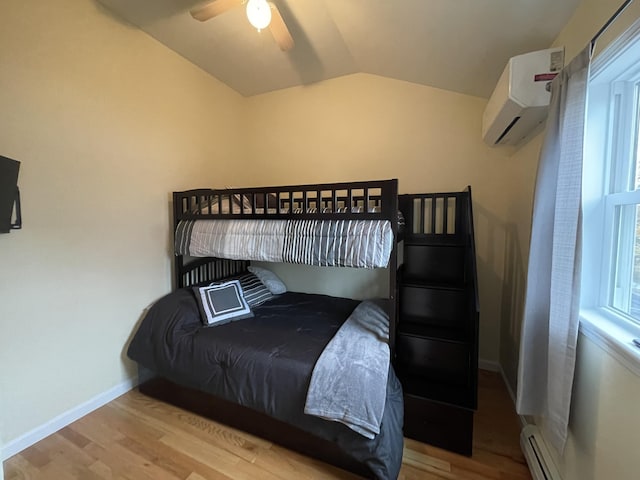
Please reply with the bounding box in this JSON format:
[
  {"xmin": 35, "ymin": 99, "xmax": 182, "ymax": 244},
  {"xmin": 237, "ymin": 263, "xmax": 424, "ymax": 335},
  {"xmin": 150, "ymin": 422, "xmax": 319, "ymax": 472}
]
[
  {"xmin": 482, "ymin": 47, "xmax": 565, "ymax": 146},
  {"xmin": 520, "ymin": 425, "xmax": 562, "ymax": 480}
]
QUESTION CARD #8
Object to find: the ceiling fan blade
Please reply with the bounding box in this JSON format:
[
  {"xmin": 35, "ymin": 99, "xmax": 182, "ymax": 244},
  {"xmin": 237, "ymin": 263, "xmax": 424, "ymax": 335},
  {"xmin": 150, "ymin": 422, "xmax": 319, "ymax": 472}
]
[
  {"xmin": 268, "ymin": 3, "xmax": 294, "ymax": 51},
  {"xmin": 190, "ymin": 0, "xmax": 241, "ymax": 22}
]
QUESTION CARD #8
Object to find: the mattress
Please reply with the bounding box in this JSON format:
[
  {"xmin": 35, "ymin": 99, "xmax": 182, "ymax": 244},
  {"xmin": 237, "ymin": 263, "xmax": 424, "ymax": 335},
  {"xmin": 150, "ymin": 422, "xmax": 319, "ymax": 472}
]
[{"xmin": 174, "ymin": 218, "xmax": 395, "ymax": 268}]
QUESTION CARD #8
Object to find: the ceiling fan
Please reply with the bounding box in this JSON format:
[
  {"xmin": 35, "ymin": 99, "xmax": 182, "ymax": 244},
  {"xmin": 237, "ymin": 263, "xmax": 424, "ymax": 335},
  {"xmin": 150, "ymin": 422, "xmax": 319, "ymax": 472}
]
[{"xmin": 190, "ymin": 0, "xmax": 295, "ymax": 51}]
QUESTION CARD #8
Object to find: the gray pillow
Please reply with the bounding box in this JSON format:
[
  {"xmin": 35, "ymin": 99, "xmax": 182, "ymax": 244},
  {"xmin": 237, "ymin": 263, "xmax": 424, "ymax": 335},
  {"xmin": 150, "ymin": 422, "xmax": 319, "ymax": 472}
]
[
  {"xmin": 248, "ymin": 266, "xmax": 287, "ymax": 294},
  {"xmin": 236, "ymin": 272, "xmax": 274, "ymax": 307}
]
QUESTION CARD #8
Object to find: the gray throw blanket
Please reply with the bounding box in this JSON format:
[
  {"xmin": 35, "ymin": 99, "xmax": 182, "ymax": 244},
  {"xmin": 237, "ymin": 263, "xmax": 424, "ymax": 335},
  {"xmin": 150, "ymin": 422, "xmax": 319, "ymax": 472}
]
[{"xmin": 304, "ymin": 300, "xmax": 390, "ymax": 439}]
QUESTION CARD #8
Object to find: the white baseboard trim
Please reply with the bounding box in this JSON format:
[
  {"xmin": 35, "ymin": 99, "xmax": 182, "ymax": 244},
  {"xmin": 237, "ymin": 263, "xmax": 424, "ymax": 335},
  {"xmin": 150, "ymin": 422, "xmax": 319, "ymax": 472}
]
[
  {"xmin": 496, "ymin": 363, "xmax": 530, "ymax": 429},
  {"xmin": 478, "ymin": 358, "xmax": 500, "ymax": 372},
  {"xmin": 1, "ymin": 375, "xmax": 141, "ymax": 461},
  {"xmin": 498, "ymin": 365, "xmax": 517, "ymax": 405}
]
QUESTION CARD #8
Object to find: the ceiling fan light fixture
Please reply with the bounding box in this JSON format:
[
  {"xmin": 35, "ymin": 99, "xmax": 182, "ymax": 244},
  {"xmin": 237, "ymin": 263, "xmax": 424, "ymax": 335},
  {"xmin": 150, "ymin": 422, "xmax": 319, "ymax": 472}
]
[{"xmin": 246, "ymin": 0, "xmax": 272, "ymax": 31}]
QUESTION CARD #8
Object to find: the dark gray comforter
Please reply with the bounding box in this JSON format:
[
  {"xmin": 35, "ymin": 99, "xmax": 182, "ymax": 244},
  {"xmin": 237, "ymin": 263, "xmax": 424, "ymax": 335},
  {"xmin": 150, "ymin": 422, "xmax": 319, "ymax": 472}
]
[{"xmin": 127, "ymin": 290, "xmax": 404, "ymax": 479}]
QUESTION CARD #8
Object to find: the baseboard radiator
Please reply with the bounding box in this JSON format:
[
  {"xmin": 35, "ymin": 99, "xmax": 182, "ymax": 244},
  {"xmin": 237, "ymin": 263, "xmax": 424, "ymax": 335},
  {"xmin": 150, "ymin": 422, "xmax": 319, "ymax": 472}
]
[{"xmin": 520, "ymin": 425, "xmax": 562, "ymax": 480}]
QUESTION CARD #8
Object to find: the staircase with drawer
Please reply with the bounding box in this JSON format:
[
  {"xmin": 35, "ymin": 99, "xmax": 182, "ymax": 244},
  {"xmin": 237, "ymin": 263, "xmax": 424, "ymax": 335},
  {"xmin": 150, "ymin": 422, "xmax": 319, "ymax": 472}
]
[{"xmin": 396, "ymin": 187, "xmax": 479, "ymax": 455}]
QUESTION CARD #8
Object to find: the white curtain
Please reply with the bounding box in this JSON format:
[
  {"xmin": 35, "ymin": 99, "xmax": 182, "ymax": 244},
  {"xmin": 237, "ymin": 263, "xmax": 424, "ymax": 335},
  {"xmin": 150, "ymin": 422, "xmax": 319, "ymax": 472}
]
[{"xmin": 516, "ymin": 46, "xmax": 591, "ymax": 453}]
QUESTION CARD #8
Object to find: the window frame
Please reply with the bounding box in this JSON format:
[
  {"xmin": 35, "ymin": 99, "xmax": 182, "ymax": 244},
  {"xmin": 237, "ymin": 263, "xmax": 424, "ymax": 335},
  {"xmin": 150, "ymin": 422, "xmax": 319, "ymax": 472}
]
[
  {"xmin": 581, "ymin": 17, "xmax": 640, "ymax": 376},
  {"xmin": 600, "ymin": 78, "xmax": 640, "ymax": 320}
]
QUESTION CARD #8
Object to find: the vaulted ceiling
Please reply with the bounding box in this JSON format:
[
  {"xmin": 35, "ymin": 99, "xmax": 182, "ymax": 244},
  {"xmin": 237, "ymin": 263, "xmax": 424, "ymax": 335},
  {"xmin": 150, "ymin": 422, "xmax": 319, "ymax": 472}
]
[{"xmin": 98, "ymin": 0, "xmax": 581, "ymax": 98}]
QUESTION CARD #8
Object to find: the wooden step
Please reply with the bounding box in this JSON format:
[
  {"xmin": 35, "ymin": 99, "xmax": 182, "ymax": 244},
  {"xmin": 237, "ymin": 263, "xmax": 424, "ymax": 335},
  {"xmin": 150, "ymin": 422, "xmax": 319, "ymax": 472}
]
[
  {"xmin": 401, "ymin": 277, "xmax": 466, "ymax": 290},
  {"xmin": 396, "ymin": 370, "xmax": 477, "ymax": 410},
  {"xmin": 398, "ymin": 320, "xmax": 471, "ymax": 343},
  {"xmin": 403, "ymin": 236, "xmax": 467, "ymax": 247},
  {"xmin": 396, "ymin": 334, "xmax": 472, "ymax": 387},
  {"xmin": 400, "ymin": 286, "xmax": 470, "ymax": 328},
  {"xmin": 401, "ymin": 244, "xmax": 466, "ymax": 285}
]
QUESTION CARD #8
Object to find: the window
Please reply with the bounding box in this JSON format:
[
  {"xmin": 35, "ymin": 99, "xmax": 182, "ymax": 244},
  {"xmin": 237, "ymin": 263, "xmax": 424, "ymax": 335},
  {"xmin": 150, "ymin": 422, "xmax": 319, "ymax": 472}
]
[
  {"xmin": 583, "ymin": 22, "xmax": 640, "ymax": 334},
  {"xmin": 604, "ymin": 81, "xmax": 640, "ymax": 323}
]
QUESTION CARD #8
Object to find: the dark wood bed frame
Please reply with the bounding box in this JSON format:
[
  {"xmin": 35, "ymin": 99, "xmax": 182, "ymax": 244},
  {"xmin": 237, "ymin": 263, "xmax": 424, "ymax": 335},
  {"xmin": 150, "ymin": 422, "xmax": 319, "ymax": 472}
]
[{"xmin": 138, "ymin": 179, "xmax": 400, "ymax": 478}]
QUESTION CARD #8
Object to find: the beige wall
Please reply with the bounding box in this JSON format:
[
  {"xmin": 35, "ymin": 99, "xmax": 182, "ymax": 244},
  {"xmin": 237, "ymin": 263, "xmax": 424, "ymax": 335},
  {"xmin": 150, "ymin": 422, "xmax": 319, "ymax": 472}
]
[
  {"xmin": 0, "ymin": 0, "xmax": 243, "ymax": 448},
  {"xmin": 556, "ymin": 336, "xmax": 640, "ymax": 480},
  {"xmin": 502, "ymin": 1, "xmax": 640, "ymax": 478},
  {"xmin": 243, "ymin": 74, "xmax": 514, "ymax": 362}
]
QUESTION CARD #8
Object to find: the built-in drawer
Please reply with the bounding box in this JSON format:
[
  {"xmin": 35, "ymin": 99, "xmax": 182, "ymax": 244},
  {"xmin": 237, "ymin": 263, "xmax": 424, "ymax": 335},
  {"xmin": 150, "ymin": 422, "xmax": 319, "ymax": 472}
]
[
  {"xmin": 396, "ymin": 333, "xmax": 470, "ymax": 385},
  {"xmin": 403, "ymin": 394, "xmax": 474, "ymax": 456}
]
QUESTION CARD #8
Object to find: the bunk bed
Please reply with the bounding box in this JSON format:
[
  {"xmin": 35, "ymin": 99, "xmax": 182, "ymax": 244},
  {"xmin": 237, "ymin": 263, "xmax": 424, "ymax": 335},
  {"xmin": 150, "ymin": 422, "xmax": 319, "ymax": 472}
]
[{"xmin": 127, "ymin": 179, "xmax": 403, "ymax": 479}]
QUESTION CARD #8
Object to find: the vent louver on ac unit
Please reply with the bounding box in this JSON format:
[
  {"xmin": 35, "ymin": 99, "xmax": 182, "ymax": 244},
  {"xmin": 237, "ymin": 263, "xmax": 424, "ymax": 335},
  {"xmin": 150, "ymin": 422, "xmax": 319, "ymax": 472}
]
[
  {"xmin": 482, "ymin": 47, "xmax": 565, "ymax": 146},
  {"xmin": 520, "ymin": 425, "xmax": 562, "ymax": 480},
  {"xmin": 495, "ymin": 116, "xmax": 521, "ymax": 144}
]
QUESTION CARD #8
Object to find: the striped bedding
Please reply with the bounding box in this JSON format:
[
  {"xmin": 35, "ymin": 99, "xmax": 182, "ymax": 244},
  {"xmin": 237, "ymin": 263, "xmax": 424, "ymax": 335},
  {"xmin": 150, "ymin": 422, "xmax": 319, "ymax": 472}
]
[{"xmin": 175, "ymin": 219, "xmax": 394, "ymax": 268}]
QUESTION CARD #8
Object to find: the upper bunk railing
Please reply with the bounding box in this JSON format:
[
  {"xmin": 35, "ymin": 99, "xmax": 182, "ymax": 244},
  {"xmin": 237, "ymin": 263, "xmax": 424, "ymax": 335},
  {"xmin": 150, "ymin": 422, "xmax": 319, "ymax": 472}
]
[
  {"xmin": 173, "ymin": 179, "xmax": 399, "ymax": 224},
  {"xmin": 399, "ymin": 190, "xmax": 470, "ymax": 243},
  {"xmin": 398, "ymin": 187, "xmax": 479, "ymax": 304},
  {"xmin": 172, "ymin": 179, "xmax": 400, "ymax": 295}
]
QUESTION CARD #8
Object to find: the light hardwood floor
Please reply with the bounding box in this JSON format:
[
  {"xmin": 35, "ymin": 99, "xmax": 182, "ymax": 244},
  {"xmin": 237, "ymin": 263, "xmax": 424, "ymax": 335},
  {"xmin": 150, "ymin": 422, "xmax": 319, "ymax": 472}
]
[{"xmin": 4, "ymin": 370, "xmax": 531, "ymax": 479}]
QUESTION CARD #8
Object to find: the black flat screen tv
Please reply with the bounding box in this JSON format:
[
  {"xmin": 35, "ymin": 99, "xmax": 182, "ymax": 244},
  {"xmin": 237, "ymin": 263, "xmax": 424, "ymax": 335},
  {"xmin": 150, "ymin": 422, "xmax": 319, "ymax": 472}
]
[{"xmin": 0, "ymin": 155, "xmax": 21, "ymax": 233}]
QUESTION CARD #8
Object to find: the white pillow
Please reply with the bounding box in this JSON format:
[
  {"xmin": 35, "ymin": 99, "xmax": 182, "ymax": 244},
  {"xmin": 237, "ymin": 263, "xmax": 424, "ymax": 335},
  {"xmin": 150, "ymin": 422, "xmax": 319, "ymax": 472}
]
[{"xmin": 248, "ymin": 266, "xmax": 287, "ymax": 294}]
